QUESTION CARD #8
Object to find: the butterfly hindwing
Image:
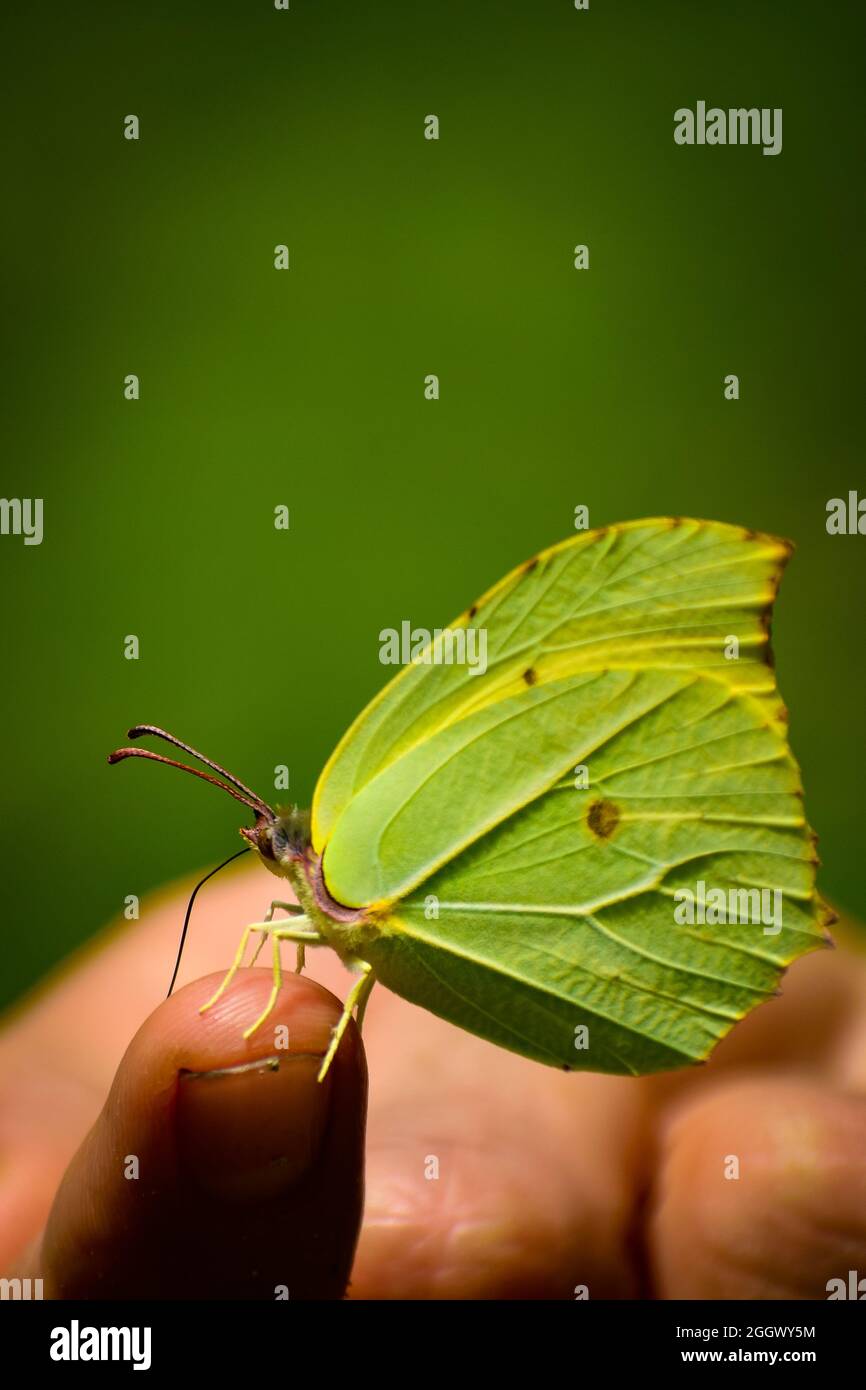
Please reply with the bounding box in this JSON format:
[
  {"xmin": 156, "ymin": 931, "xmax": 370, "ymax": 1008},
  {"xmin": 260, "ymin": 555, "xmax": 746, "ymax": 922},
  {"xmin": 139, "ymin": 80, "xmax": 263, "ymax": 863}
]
[{"xmin": 359, "ymin": 674, "xmax": 826, "ymax": 1072}]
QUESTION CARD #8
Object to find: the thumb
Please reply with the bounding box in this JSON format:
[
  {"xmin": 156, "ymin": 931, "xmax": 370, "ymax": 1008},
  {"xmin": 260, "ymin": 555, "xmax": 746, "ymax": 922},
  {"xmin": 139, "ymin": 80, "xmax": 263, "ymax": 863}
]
[{"xmin": 39, "ymin": 968, "xmax": 366, "ymax": 1300}]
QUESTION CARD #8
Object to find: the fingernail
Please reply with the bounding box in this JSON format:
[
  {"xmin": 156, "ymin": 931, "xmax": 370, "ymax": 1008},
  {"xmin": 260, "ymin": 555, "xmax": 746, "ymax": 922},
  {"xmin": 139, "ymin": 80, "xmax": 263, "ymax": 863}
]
[{"xmin": 176, "ymin": 1053, "xmax": 331, "ymax": 1201}]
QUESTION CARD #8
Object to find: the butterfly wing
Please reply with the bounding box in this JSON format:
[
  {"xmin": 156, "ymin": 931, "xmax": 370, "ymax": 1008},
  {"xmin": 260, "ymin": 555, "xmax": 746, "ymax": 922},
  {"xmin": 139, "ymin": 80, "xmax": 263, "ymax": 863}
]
[
  {"xmin": 312, "ymin": 518, "xmax": 830, "ymax": 1072},
  {"xmin": 359, "ymin": 673, "xmax": 828, "ymax": 1071}
]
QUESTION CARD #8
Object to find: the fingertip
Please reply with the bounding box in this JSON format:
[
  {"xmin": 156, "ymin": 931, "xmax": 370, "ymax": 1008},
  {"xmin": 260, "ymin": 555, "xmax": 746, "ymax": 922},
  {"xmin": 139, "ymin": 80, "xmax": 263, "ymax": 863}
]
[
  {"xmin": 649, "ymin": 1077, "xmax": 866, "ymax": 1299},
  {"xmin": 42, "ymin": 968, "xmax": 366, "ymax": 1298}
]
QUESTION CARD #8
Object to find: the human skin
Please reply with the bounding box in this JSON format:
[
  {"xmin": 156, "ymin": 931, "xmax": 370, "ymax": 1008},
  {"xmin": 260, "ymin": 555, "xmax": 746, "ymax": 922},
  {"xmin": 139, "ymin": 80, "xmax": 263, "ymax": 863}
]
[{"xmin": 1, "ymin": 858, "xmax": 866, "ymax": 1299}]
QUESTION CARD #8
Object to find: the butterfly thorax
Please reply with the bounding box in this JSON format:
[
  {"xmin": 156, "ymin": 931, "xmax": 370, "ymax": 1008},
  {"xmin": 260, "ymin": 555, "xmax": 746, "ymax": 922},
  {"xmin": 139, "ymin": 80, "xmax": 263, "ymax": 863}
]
[{"xmin": 242, "ymin": 807, "xmax": 381, "ymax": 962}]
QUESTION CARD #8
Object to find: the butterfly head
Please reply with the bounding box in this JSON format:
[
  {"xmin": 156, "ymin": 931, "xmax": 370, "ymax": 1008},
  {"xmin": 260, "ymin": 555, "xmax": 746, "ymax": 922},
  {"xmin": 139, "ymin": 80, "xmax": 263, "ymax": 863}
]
[{"xmin": 240, "ymin": 806, "xmax": 311, "ymax": 868}]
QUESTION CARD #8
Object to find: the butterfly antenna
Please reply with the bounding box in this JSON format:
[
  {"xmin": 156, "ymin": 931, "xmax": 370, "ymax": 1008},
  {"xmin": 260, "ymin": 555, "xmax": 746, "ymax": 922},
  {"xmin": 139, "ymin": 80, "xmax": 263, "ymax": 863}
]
[
  {"xmin": 107, "ymin": 746, "xmax": 274, "ymax": 818},
  {"xmin": 126, "ymin": 725, "xmax": 267, "ymax": 808},
  {"xmin": 167, "ymin": 847, "xmax": 251, "ymax": 997}
]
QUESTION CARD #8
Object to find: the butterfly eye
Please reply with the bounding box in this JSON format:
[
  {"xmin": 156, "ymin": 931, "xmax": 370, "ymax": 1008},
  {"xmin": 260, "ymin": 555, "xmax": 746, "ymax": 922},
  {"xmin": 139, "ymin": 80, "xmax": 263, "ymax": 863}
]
[{"xmin": 271, "ymin": 825, "xmax": 289, "ymax": 857}]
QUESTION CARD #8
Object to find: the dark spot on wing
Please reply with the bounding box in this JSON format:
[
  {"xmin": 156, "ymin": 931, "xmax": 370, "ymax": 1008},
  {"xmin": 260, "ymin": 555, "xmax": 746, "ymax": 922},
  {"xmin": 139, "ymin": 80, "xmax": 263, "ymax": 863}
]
[
  {"xmin": 523, "ymin": 667, "xmax": 538, "ymax": 686},
  {"xmin": 587, "ymin": 799, "xmax": 620, "ymax": 840},
  {"xmin": 468, "ymin": 604, "xmax": 477, "ymax": 620},
  {"xmin": 524, "ymin": 557, "xmax": 539, "ymax": 573}
]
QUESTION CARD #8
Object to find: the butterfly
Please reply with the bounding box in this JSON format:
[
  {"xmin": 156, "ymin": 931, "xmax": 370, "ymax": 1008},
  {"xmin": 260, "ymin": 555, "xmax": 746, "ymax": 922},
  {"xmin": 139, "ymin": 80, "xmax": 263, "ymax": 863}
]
[{"xmin": 110, "ymin": 517, "xmax": 833, "ymax": 1081}]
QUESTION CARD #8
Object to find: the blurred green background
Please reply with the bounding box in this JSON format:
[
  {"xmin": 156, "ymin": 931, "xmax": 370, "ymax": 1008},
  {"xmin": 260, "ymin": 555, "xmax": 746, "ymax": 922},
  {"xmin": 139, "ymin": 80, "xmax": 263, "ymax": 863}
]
[{"xmin": 2, "ymin": 0, "xmax": 864, "ymax": 1010}]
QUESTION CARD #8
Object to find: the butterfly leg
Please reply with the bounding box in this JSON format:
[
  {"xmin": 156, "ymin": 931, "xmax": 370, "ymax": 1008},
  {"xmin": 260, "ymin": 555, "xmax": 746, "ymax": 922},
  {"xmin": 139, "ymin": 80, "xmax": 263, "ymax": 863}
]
[
  {"xmin": 264, "ymin": 900, "xmax": 305, "ymax": 920},
  {"xmin": 199, "ymin": 921, "xmax": 270, "ymax": 1015},
  {"xmin": 242, "ymin": 931, "xmax": 284, "ymax": 1040},
  {"xmin": 247, "ymin": 901, "xmax": 305, "ymax": 969},
  {"xmin": 316, "ymin": 962, "xmax": 376, "ymax": 1084},
  {"xmin": 200, "ymin": 915, "xmax": 316, "ymax": 1017},
  {"xmin": 241, "ymin": 922, "xmax": 326, "ymax": 1039},
  {"xmin": 267, "ymin": 901, "xmax": 308, "ymax": 975},
  {"xmin": 355, "ymin": 968, "xmax": 375, "ymax": 1034},
  {"xmin": 269, "ymin": 922, "xmax": 324, "ymax": 975}
]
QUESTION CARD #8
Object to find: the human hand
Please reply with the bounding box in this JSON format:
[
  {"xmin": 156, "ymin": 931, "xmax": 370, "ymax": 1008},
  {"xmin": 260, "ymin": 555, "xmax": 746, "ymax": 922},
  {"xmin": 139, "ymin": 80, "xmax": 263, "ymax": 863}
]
[{"xmin": 2, "ymin": 858, "xmax": 865, "ymax": 1299}]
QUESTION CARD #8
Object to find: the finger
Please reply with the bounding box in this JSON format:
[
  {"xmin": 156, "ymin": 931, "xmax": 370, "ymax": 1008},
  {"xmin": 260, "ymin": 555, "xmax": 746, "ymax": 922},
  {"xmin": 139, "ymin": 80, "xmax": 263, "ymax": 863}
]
[
  {"xmin": 347, "ymin": 929, "xmax": 866, "ymax": 1298},
  {"xmin": 0, "ymin": 861, "xmax": 356, "ymax": 1267},
  {"xmin": 647, "ymin": 1075, "xmax": 866, "ymax": 1298},
  {"xmin": 350, "ymin": 989, "xmax": 654, "ymax": 1299},
  {"xmin": 1, "ymin": 859, "xmax": 300, "ymax": 1096},
  {"xmin": 37, "ymin": 969, "xmax": 366, "ymax": 1300}
]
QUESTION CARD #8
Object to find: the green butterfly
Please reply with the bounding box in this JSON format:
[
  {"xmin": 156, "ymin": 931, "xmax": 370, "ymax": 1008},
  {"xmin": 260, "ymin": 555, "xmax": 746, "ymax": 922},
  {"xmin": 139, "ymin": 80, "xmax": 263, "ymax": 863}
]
[{"xmin": 110, "ymin": 517, "xmax": 833, "ymax": 1081}]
